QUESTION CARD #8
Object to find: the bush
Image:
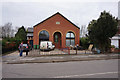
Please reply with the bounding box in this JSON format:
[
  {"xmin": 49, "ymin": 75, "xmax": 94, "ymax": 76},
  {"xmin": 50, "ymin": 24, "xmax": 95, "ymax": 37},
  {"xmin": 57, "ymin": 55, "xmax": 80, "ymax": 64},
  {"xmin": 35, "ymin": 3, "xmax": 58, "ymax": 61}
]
[
  {"xmin": 80, "ymin": 37, "xmax": 91, "ymax": 49},
  {"xmin": 2, "ymin": 41, "xmax": 17, "ymax": 53},
  {"xmin": 111, "ymin": 45, "xmax": 115, "ymax": 48},
  {"xmin": 2, "ymin": 37, "xmax": 23, "ymax": 54}
]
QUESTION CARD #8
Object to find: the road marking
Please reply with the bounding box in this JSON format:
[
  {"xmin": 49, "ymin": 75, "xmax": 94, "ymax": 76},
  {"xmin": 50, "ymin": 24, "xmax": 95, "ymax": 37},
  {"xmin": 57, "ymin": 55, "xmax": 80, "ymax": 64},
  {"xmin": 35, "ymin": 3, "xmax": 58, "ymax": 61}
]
[{"xmin": 54, "ymin": 71, "xmax": 118, "ymax": 78}]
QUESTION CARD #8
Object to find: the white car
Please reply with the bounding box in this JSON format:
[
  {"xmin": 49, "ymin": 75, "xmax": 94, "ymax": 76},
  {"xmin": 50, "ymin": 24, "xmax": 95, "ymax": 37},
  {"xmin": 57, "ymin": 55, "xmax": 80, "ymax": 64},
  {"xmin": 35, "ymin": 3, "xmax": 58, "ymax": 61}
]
[{"xmin": 40, "ymin": 41, "xmax": 55, "ymax": 50}]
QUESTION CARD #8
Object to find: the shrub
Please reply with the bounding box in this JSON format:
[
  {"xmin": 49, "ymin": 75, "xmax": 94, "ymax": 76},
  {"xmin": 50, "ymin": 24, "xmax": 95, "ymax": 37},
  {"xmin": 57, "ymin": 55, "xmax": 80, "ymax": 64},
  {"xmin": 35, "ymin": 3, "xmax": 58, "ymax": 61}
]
[
  {"xmin": 111, "ymin": 45, "xmax": 115, "ymax": 48},
  {"xmin": 80, "ymin": 37, "xmax": 91, "ymax": 49}
]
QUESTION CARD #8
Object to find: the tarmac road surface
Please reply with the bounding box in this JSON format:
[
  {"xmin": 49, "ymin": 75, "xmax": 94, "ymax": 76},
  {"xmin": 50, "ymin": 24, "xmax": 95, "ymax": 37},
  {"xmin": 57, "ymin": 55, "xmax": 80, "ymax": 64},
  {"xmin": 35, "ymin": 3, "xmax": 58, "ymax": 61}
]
[{"xmin": 2, "ymin": 59, "xmax": 119, "ymax": 78}]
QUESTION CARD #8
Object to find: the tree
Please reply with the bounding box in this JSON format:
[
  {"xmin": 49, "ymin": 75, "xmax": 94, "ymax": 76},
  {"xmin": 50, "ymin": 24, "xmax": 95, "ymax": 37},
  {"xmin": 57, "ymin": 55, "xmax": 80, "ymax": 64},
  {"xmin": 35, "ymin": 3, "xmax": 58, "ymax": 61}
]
[
  {"xmin": 15, "ymin": 26, "xmax": 27, "ymax": 42},
  {"xmin": 2, "ymin": 23, "xmax": 12, "ymax": 38},
  {"xmin": 0, "ymin": 26, "xmax": 2, "ymax": 38},
  {"xmin": 1, "ymin": 22, "xmax": 15, "ymax": 38},
  {"xmin": 88, "ymin": 11, "xmax": 118, "ymax": 53}
]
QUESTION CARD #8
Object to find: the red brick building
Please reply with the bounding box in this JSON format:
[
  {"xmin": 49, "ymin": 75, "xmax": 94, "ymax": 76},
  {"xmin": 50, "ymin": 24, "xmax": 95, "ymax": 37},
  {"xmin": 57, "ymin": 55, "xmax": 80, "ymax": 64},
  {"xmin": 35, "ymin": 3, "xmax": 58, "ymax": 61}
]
[{"xmin": 33, "ymin": 12, "xmax": 80, "ymax": 48}]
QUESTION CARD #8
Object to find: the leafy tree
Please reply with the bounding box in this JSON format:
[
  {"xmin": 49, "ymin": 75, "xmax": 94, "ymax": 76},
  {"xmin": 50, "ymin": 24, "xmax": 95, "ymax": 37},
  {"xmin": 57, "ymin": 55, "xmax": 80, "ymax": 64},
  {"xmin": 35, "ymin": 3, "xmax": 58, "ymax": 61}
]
[
  {"xmin": 15, "ymin": 26, "xmax": 27, "ymax": 43},
  {"xmin": 88, "ymin": 11, "xmax": 118, "ymax": 53}
]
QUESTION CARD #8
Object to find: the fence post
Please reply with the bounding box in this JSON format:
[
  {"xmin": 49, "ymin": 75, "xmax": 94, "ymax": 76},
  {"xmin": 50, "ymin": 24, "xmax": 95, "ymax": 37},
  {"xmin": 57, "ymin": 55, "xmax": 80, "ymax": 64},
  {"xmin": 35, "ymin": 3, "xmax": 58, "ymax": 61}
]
[
  {"xmin": 76, "ymin": 47, "xmax": 77, "ymax": 55},
  {"xmin": 39, "ymin": 46, "xmax": 40, "ymax": 54},
  {"xmin": 68, "ymin": 47, "xmax": 70, "ymax": 55}
]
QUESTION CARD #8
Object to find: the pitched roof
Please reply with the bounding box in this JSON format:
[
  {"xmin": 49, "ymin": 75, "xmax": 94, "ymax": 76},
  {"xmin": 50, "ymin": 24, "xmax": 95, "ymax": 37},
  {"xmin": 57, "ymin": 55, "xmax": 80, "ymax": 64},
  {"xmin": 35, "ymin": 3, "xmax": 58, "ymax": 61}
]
[{"xmin": 33, "ymin": 12, "xmax": 80, "ymax": 29}]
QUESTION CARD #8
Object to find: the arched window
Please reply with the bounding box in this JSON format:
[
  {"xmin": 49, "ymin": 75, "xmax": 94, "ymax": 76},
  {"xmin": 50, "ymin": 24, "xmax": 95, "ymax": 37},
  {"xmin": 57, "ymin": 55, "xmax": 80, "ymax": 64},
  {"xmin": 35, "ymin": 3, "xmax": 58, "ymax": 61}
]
[
  {"xmin": 39, "ymin": 30, "xmax": 49, "ymax": 41},
  {"xmin": 66, "ymin": 31, "xmax": 75, "ymax": 46}
]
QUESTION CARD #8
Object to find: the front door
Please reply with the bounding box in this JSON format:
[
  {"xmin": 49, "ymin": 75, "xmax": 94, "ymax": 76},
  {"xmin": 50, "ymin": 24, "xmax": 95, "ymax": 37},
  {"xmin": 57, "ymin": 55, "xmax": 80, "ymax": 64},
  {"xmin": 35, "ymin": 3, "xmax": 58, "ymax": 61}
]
[{"xmin": 54, "ymin": 32, "xmax": 61, "ymax": 49}]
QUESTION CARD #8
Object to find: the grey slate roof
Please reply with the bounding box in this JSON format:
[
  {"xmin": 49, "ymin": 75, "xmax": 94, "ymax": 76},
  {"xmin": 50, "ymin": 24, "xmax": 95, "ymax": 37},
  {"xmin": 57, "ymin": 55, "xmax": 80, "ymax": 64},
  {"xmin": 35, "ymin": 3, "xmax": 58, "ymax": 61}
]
[{"xmin": 27, "ymin": 27, "xmax": 33, "ymax": 32}]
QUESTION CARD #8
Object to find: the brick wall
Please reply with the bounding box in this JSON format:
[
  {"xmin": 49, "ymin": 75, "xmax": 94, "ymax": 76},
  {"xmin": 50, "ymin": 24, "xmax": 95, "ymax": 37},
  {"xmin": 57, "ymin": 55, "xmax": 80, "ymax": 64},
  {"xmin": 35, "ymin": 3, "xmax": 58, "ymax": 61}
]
[{"xmin": 33, "ymin": 13, "xmax": 80, "ymax": 48}]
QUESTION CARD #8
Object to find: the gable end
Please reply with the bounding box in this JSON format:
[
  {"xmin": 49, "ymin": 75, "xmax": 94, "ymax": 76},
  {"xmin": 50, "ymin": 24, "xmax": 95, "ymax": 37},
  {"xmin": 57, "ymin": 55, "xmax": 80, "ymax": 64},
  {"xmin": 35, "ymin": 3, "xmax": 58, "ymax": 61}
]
[{"xmin": 33, "ymin": 12, "xmax": 80, "ymax": 29}]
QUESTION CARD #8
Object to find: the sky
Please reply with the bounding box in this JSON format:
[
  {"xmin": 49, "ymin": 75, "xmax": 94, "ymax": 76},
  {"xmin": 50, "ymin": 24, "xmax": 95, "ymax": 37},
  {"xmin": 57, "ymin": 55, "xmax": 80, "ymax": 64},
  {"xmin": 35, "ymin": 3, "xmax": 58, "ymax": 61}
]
[{"xmin": 0, "ymin": 0, "xmax": 119, "ymax": 29}]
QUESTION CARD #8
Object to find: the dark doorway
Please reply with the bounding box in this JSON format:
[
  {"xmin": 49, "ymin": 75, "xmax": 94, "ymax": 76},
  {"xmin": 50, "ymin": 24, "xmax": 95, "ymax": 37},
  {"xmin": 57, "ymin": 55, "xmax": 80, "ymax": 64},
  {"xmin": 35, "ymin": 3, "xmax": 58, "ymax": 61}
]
[
  {"xmin": 29, "ymin": 40, "xmax": 33, "ymax": 48},
  {"xmin": 54, "ymin": 32, "xmax": 62, "ymax": 49}
]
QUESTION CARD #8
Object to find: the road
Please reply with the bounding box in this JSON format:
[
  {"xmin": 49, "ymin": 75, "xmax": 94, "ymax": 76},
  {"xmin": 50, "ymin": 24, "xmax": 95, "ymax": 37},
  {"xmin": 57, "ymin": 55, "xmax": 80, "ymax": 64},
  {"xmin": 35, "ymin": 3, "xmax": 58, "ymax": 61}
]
[{"xmin": 2, "ymin": 59, "xmax": 118, "ymax": 78}]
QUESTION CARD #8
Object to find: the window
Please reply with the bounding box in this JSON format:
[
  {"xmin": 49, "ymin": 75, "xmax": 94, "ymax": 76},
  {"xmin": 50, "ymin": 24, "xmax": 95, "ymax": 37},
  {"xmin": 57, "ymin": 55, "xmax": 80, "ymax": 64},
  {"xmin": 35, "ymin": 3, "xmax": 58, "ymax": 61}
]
[
  {"xmin": 66, "ymin": 39, "xmax": 70, "ymax": 46},
  {"xmin": 66, "ymin": 31, "xmax": 75, "ymax": 46},
  {"xmin": 56, "ymin": 22, "xmax": 60, "ymax": 24},
  {"xmin": 39, "ymin": 30, "xmax": 49, "ymax": 41}
]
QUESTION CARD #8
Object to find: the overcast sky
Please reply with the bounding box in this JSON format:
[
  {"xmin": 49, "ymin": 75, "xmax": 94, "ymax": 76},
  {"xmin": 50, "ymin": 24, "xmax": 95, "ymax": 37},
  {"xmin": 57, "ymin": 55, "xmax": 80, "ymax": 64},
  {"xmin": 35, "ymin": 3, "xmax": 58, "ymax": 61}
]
[{"xmin": 0, "ymin": 0, "xmax": 119, "ymax": 29}]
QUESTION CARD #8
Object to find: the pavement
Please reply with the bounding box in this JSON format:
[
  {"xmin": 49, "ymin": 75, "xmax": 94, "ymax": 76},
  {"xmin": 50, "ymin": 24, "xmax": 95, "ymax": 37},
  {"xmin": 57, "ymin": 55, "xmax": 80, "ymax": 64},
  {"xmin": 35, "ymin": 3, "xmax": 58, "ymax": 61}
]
[{"xmin": 2, "ymin": 49, "xmax": 120, "ymax": 64}]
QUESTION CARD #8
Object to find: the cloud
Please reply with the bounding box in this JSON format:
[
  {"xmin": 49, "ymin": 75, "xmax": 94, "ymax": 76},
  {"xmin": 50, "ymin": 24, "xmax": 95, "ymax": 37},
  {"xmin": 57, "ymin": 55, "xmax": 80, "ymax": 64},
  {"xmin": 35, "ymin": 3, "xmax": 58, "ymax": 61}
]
[
  {"xmin": 1, "ymin": 0, "xmax": 119, "ymax": 2},
  {"xmin": 118, "ymin": 1, "xmax": 120, "ymax": 19},
  {"xmin": 1, "ymin": 1, "xmax": 118, "ymax": 28}
]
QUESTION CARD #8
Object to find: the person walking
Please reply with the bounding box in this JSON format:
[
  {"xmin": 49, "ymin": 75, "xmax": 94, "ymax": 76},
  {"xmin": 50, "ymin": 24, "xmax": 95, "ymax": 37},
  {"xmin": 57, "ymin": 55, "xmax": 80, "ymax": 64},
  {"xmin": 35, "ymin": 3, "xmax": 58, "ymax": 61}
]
[
  {"xmin": 26, "ymin": 41, "xmax": 31, "ymax": 56},
  {"xmin": 19, "ymin": 42, "xmax": 23, "ymax": 57}
]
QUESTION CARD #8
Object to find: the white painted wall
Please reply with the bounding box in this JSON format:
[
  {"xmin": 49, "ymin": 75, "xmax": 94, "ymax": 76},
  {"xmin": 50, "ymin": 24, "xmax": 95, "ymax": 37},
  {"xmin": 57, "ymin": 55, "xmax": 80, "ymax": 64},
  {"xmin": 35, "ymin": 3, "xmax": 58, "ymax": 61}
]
[
  {"xmin": 111, "ymin": 35, "xmax": 120, "ymax": 48},
  {"xmin": 111, "ymin": 39, "xmax": 119, "ymax": 48}
]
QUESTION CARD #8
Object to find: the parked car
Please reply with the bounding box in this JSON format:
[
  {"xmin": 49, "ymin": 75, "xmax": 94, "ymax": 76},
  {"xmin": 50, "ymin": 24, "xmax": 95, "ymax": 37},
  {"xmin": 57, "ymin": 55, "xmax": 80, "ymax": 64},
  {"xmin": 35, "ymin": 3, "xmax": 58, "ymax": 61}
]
[
  {"xmin": 40, "ymin": 41, "xmax": 55, "ymax": 51},
  {"xmin": 18, "ymin": 44, "xmax": 30, "ymax": 52}
]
